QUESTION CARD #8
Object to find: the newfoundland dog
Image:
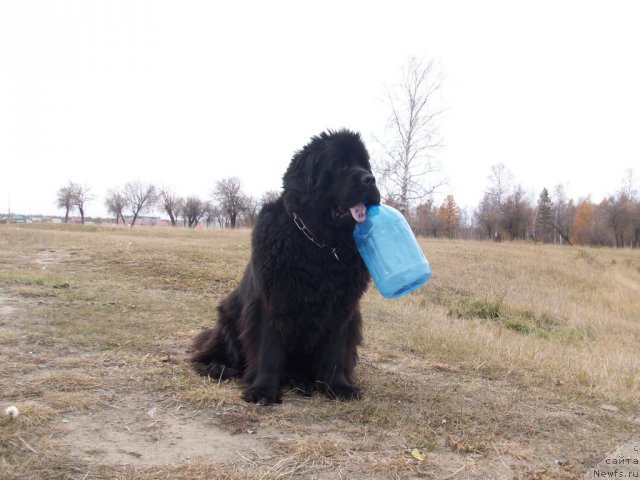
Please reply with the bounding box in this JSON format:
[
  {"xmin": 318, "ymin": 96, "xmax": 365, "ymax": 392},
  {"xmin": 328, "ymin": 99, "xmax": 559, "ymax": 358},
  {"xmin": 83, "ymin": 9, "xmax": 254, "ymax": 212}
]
[{"xmin": 190, "ymin": 129, "xmax": 381, "ymax": 404}]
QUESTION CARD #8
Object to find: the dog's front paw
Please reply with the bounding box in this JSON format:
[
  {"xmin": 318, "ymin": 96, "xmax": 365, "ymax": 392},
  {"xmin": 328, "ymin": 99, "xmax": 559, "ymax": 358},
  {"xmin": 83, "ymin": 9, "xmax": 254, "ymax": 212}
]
[
  {"xmin": 242, "ymin": 383, "xmax": 282, "ymax": 405},
  {"xmin": 322, "ymin": 383, "xmax": 362, "ymax": 401}
]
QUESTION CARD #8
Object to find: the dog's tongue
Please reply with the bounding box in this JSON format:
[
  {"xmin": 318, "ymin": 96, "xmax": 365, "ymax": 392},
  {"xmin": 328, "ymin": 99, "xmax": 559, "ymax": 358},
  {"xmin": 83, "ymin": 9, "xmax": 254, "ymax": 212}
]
[{"xmin": 349, "ymin": 203, "xmax": 367, "ymax": 223}]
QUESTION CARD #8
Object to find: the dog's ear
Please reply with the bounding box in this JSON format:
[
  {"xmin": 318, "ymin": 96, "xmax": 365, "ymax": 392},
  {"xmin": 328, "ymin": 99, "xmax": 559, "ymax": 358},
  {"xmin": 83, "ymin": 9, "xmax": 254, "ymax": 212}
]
[
  {"xmin": 281, "ymin": 143, "xmax": 321, "ymax": 211},
  {"xmin": 282, "ymin": 149, "xmax": 315, "ymax": 194}
]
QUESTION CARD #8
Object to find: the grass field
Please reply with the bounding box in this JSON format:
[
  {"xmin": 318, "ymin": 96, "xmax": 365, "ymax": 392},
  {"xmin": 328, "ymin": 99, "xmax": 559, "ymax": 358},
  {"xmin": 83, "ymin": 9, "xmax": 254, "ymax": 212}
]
[{"xmin": 1, "ymin": 224, "xmax": 639, "ymax": 479}]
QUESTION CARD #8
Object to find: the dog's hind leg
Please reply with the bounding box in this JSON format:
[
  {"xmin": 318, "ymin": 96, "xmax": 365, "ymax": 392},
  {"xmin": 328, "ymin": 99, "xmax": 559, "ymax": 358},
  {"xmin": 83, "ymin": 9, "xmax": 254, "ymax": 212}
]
[
  {"xmin": 190, "ymin": 292, "xmax": 244, "ymax": 379},
  {"xmin": 190, "ymin": 327, "xmax": 243, "ymax": 379}
]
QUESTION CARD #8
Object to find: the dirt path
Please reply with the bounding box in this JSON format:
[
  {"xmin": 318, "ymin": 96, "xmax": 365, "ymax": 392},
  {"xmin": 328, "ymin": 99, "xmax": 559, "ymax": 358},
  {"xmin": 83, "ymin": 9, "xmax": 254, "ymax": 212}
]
[{"xmin": 63, "ymin": 393, "xmax": 273, "ymax": 466}]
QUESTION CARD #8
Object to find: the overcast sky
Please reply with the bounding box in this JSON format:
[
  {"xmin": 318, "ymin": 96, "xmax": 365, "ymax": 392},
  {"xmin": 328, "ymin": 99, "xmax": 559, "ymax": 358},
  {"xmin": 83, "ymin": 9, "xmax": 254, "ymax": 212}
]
[{"xmin": 1, "ymin": 1, "xmax": 639, "ymax": 217}]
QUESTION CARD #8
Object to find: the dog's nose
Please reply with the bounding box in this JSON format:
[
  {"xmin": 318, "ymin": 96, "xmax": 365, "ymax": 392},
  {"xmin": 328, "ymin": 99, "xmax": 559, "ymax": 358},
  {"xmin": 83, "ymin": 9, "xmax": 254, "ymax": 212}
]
[{"xmin": 362, "ymin": 174, "xmax": 376, "ymax": 186}]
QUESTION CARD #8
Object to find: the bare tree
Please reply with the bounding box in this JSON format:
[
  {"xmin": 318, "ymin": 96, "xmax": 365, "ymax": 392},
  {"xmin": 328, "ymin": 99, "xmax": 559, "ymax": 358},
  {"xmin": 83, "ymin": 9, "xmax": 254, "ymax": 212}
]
[
  {"xmin": 242, "ymin": 195, "xmax": 260, "ymax": 226},
  {"xmin": 124, "ymin": 181, "xmax": 157, "ymax": 227},
  {"xmin": 158, "ymin": 187, "xmax": 183, "ymax": 227},
  {"xmin": 618, "ymin": 169, "xmax": 639, "ymax": 247},
  {"xmin": 621, "ymin": 168, "xmax": 639, "ymax": 200},
  {"xmin": 551, "ymin": 184, "xmax": 575, "ymax": 245},
  {"xmin": 105, "ymin": 189, "xmax": 127, "ymax": 225},
  {"xmin": 56, "ymin": 182, "xmax": 76, "ymax": 223},
  {"xmin": 213, "ymin": 177, "xmax": 246, "ymax": 228},
  {"xmin": 474, "ymin": 193, "xmax": 498, "ymax": 240},
  {"xmin": 486, "ymin": 163, "xmax": 514, "ymax": 207},
  {"xmin": 204, "ymin": 204, "xmax": 225, "ymax": 228},
  {"xmin": 474, "ymin": 163, "xmax": 517, "ymax": 240},
  {"xmin": 71, "ymin": 184, "xmax": 94, "ymax": 224},
  {"xmin": 181, "ymin": 196, "xmax": 209, "ymax": 228},
  {"xmin": 377, "ymin": 57, "xmax": 445, "ymax": 215},
  {"xmin": 605, "ymin": 192, "xmax": 634, "ymax": 247},
  {"xmin": 501, "ymin": 185, "xmax": 532, "ymax": 240}
]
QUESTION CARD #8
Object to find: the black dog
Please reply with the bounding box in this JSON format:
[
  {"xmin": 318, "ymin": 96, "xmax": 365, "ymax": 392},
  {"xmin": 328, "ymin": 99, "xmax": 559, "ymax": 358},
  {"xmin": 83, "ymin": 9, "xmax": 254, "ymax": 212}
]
[{"xmin": 190, "ymin": 130, "xmax": 381, "ymax": 404}]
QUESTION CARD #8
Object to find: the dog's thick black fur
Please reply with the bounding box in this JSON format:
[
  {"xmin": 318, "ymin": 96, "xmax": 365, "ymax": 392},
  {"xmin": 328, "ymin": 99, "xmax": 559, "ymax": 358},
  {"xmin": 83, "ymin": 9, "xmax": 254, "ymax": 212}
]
[{"xmin": 190, "ymin": 129, "xmax": 381, "ymax": 404}]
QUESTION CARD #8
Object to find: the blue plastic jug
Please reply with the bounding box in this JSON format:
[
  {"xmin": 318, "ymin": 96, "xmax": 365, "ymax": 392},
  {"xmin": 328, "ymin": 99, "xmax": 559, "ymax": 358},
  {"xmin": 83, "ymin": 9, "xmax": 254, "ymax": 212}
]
[{"xmin": 353, "ymin": 204, "xmax": 431, "ymax": 298}]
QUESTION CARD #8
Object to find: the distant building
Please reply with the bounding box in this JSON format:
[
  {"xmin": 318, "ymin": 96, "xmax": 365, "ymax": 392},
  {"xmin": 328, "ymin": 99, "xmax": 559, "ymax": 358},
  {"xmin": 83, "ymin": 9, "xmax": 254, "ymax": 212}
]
[
  {"xmin": 122, "ymin": 216, "xmax": 162, "ymax": 226},
  {"xmin": 0, "ymin": 214, "xmax": 29, "ymax": 224}
]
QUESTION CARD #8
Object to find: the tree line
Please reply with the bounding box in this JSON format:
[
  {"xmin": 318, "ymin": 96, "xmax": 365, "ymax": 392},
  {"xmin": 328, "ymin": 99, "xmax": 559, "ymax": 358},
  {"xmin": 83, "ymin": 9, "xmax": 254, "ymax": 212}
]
[
  {"xmin": 405, "ymin": 164, "xmax": 640, "ymax": 248},
  {"xmin": 56, "ymin": 163, "xmax": 640, "ymax": 248},
  {"xmin": 56, "ymin": 178, "xmax": 278, "ymax": 229}
]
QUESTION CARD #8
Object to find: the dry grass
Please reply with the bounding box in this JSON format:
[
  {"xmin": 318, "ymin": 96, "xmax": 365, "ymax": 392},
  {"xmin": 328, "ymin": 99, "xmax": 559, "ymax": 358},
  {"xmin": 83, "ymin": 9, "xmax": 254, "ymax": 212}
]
[
  {"xmin": 394, "ymin": 240, "xmax": 640, "ymax": 405},
  {"xmin": 1, "ymin": 224, "xmax": 639, "ymax": 479}
]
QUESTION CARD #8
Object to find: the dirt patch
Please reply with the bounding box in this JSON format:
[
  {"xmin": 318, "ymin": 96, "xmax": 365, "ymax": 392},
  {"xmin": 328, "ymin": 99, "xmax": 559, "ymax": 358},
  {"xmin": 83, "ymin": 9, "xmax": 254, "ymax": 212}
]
[
  {"xmin": 586, "ymin": 439, "xmax": 640, "ymax": 478},
  {"xmin": 31, "ymin": 248, "xmax": 91, "ymax": 268},
  {"xmin": 62, "ymin": 393, "xmax": 273, "ymax": 466},
  {"xmin": 0, "ymin": 294, "xmax": 17, "ymax": 316}
]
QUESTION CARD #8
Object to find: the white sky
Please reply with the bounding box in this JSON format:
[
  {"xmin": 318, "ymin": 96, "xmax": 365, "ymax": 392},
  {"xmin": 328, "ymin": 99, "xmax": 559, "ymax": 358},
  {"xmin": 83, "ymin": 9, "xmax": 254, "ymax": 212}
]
[{"xmin": 1, "ymin": 1, "xmax": 639, "ymax": 217}]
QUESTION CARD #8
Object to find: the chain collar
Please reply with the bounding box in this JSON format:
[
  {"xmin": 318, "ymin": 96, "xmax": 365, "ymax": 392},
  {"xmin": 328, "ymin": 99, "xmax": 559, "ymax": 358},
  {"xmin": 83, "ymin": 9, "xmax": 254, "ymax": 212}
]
[{"xmin": 293, "ymin": 212, "xmax": 339, "ymax": 261}]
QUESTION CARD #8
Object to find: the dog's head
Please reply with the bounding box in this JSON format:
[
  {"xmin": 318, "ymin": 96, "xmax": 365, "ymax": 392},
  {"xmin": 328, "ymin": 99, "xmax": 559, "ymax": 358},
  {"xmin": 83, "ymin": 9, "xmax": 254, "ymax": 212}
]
[{"xmin": 282, "ymin": 129, "xmax": 381, "ymax": 226}]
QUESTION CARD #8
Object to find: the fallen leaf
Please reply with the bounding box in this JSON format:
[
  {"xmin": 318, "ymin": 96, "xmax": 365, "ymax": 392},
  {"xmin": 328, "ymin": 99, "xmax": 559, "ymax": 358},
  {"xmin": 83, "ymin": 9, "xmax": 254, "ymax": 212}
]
[{"xmin": 411, "ymin": 448, "xmax": 425, "ymax": 461}]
